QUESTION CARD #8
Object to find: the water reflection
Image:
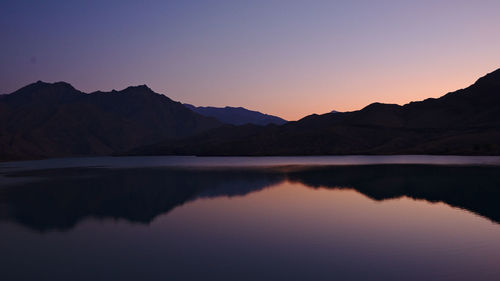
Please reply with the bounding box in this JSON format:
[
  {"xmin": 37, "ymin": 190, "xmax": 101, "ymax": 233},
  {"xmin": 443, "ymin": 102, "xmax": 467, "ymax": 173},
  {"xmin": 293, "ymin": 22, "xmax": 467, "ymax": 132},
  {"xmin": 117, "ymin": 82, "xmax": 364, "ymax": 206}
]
[
  {"xmin": 1, "ymin": 165, "xmax": 499, "ymax": 232},
  {"xmin": 0, "ymin": 168, "xmax": 284, "ymax": 231}
]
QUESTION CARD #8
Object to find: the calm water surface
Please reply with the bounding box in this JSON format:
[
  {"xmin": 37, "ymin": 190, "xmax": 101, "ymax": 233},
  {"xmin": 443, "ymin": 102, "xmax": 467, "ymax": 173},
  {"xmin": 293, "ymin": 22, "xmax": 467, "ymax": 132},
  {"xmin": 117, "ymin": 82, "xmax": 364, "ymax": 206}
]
[{"xmin": 1, "ymin": 156, "xmax": 500, "ymax": 281}]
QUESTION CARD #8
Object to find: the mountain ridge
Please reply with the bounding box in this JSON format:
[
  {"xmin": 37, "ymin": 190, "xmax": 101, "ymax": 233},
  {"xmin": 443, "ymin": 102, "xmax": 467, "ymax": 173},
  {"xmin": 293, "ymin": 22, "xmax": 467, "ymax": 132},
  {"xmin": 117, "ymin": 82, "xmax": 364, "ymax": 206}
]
[
  {"xmin": 184, "ymin": 104, "xmax": 287, "ymax": 126},
  {"xmin": 0, "ymin": 81, "xmax": 222, "ymax": 161},
  {"xmin": 2, "ymin": 68, "xmax": 500, "ymax": 161},
  {"xmin": 129, "ymin": 68, "xmax": 500, "ymax": 156}
]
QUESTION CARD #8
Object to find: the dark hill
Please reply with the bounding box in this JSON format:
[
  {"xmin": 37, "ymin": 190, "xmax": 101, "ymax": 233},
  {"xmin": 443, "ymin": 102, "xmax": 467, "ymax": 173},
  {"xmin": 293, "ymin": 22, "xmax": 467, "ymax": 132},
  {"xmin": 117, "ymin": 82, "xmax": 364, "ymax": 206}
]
[
  {"xmin": 0, "ymin": 81, "xmax": 221, "ymax": 160},
  {"xmin": 130, "ymin": 68, "xmax": 500, "ymax": 156},
  {"xmin": 184, "ymin": 104, "xmax": 287, "ymax": 125}
]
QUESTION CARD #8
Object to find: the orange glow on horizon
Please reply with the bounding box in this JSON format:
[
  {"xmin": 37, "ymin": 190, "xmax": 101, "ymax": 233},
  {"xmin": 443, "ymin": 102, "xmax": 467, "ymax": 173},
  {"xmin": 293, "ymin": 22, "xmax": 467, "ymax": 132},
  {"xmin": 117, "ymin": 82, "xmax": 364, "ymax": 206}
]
[{"xmin": 173, "ymin": 65, "xmax": 498, "ymax": 121}]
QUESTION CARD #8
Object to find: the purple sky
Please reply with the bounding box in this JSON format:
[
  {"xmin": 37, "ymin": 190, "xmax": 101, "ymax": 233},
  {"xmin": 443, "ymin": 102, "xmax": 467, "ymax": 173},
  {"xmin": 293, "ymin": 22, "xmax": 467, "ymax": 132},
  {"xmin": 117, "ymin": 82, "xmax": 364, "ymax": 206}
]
[{"xmin": 1, "ymin": 0, "xmax": 500, "ymax": 120}]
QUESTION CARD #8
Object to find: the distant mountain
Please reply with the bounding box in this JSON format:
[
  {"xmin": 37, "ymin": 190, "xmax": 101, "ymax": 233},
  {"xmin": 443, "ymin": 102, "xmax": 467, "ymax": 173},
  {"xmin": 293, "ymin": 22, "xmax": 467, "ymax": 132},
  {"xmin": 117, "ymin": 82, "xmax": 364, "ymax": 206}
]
[
  {"xmin": 0, "ymin": 81, "xmax": 221, "ymax": 160},
  {"xmin": 130, "ymin": 68, "xmax": 500, "ymax": 156},
  {"xmin": 184, "ymin": 104, "xmax": 287, "ymax": 125}
]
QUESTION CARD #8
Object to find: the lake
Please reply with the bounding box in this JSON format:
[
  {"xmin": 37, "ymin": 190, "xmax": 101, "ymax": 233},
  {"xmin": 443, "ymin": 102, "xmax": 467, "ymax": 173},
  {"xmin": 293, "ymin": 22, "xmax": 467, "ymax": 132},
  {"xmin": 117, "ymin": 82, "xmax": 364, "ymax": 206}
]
[{"xmin": 1, "ymin": 156, "xmax": 500, "ymax": 281}]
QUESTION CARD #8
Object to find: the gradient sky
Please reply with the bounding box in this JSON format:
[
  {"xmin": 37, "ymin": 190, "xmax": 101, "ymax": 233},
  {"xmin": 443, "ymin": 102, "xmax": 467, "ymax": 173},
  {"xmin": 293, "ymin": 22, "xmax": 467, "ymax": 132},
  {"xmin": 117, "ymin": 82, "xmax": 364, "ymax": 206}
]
[{"xmin": 1, "ymin": 0, "xmax": 500, "ymax": 120}]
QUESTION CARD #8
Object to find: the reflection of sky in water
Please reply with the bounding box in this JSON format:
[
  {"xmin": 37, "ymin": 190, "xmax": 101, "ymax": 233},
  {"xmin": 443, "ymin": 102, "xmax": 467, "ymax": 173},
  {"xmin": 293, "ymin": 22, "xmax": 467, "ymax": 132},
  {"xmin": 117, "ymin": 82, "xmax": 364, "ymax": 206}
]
[{"xmin": 1, "ymin": 177, "xmax": 500, "ymax": 281}]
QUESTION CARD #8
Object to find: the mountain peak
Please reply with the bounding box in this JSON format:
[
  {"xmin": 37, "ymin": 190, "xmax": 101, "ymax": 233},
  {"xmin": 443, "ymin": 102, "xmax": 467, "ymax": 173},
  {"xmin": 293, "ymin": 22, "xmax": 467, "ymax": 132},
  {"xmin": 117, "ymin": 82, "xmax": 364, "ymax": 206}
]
[
  {"xmin": 27, "ymin": 80, "xmax": 75, "ymax": 90},
  {"xmin": 121, "ymin": 84, "xmax": 157, "ymax": 95},
  {"xmin": 125, "ymin": 84, "xmax": 151, "ymax": 90},
  {"xmin": 10, "ymin": 81, "xmax": 79, "ymax": 99}
]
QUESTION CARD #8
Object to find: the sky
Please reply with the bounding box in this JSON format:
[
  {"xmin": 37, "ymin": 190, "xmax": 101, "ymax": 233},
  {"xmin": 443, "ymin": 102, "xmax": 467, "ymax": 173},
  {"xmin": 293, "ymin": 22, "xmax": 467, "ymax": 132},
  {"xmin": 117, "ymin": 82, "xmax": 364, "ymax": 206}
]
[{"xmin": 1, "ymin": 0, "xmax": 500, "ymax": 120}]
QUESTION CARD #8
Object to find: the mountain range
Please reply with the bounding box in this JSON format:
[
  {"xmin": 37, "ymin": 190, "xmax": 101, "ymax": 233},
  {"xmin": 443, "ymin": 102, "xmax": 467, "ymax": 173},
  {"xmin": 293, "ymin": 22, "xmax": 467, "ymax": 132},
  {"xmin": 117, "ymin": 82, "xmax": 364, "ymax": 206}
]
[
  {"xmin": 1, "ymin": 68, "xmax": 500, "ymax": 161},
  {"xmin": 131, "ymin": 68, "xmax": 500, "ymax": 156},
  {"xmin": 0, "ymin": 82, "xmax": 221, "ymax": 160},
  {"xmin": 184, "ymin": 104, "xmax": 287, "ymax": 126}
]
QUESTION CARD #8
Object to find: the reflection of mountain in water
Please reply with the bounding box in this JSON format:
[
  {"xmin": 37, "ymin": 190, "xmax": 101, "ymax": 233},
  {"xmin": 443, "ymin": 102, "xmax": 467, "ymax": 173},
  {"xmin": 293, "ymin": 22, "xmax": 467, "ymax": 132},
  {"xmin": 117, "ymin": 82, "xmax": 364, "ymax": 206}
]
[
  {"xmin": 0, "ymin": 168, "xmax": 284, "ymax": 232},
  {"xmin": 287, "ymin": 165, "xmax": 500, "ymax": 223},
  {"xmin": 0, "ymin": 165, "xmax": 499, "ymax": 232}
]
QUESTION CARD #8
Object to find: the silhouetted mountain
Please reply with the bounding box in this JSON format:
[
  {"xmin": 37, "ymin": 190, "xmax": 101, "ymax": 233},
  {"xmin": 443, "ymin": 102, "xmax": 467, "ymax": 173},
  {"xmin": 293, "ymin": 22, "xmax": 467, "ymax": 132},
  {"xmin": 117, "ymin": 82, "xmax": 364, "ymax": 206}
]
[
  {"xmin": 184, "ymin": 104, "xmax": 287, "ymax": 125},
  {"xmin": 0, "ymin": 81, "xmax": 221, "ymax": 160},
  {"xmin": 1, "ymin": 165, "xmax": 499, "ymax": 231},
  {"xmin": 132, "ymin": 68, "xmax": 500, "ymax": 156}
]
